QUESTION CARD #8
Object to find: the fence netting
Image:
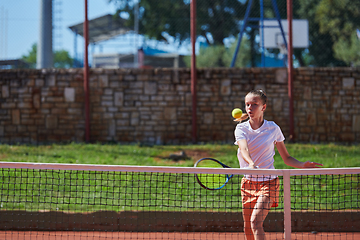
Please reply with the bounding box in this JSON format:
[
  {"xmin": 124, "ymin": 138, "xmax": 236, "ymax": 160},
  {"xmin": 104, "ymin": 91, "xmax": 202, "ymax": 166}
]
[{"xmin": 1, "ymin": 0, "xmax": 360, "ymax": 69}]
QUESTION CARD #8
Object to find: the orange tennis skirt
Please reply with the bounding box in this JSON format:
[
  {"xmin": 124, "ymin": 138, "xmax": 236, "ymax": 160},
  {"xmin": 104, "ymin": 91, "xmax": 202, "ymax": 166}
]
[{"xmin": 241, "ymin": 177, "xmax": 280, "ymax": 208}]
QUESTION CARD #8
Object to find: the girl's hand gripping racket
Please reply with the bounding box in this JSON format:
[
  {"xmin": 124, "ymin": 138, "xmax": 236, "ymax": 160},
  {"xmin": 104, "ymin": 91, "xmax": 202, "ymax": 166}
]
[{"xmin": 194, "ymin": 158, "xmax": 234, "ymax": 190}]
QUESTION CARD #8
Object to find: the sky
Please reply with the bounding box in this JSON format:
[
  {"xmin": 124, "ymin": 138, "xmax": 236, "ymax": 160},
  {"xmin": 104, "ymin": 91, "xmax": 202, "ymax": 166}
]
[
  {"xmin": 0, "ymin": 0, "xmax": 188, "ymax": 62},
  {"xmin": 0, "ymin": 0, "xmax": 115, "ymax": 60}
]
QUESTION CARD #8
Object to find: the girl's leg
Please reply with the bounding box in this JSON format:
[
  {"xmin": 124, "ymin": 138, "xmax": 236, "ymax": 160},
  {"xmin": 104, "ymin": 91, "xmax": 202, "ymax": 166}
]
[
  {"xmin": 250, "ymin": 195, "xmax": 273, "ymax": 240},
  {"xmin": 242, "ymin": 205, "xmax": 255, "ymax": 240}
]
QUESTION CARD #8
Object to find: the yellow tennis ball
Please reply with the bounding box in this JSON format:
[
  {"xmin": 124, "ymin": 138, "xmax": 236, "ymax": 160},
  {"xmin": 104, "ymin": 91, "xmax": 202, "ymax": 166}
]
[{"xmin": 232, "ymin": 108, "xmax": 243, "ymax": 118}]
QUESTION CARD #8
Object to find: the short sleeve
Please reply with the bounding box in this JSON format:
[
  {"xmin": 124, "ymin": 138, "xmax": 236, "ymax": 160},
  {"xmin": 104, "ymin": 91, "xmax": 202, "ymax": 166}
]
[
  {"xmin": 274, "ymin": 124, "xmax": 285, "ymax": 143},
  {"xmin": 234, "ymin": 123, "xmax": 247, "ymax": 145}
]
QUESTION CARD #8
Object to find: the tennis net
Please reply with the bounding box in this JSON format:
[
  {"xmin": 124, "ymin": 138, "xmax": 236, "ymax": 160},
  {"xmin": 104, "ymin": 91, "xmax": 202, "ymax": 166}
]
[{"xmin": 0, "ymin": 162, "xmax": 359, "ymax": 240}]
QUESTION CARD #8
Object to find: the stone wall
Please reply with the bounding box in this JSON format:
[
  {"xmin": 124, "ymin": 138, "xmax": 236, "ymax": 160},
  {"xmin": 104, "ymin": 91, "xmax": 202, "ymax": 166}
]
[{"xmin": 0, "ymin": 67, "xmax": 359, "ymax": 144}]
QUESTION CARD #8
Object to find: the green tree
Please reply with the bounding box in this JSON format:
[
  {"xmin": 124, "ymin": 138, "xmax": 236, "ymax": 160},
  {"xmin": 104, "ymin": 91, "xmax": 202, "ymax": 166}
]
[
  {"xmin": 315, "ymin": 0, "xmax": 360, "ymax": 66},
  {"xmin": 223, "ymin": 36, "xmax": 251, "ymax": 67},
  {"xmin": 316, "ymin": 0, "xmax": 360, "ymax": 42},
  {"xmin": 186, "ymin": 45, "xmax": 228, "ymax": 68},
  {"xmin": 53, "ymin": 50, "xmax": 74, "ymax": 68},
  {"xmin": 21, "ymin": 44, "xmax": 37, "ymax": 68},
  {"xmin": 294, "ymin": 0, "xmax": 347, "ymax": 66},
  {"xmin": 21, "ymin": 43, "xmax": 74, "ymax": 69},
  {"xmin": 110, "ymin": 0, "xmax": 246, "ymax": 45},
  {"xmin": 183, "ymin": 36, "xmax": 251, "ymax": 68},
  {"xmin": 110, "ymin": 0, "xmax": 262, "ymax": 67},
  {"xmin": 333, "ymin": 32, "xmax": 360, "ymax": 67},
  {"xmin": 109, "ymin": 0, "xmax": 358, "ymax": 67}
]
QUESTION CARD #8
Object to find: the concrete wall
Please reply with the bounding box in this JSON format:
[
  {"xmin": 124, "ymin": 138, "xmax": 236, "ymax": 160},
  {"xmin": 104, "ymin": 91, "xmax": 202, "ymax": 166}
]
[{"xmin": 0, "ymin": 67, "xmax": 359, "ymax": 144}]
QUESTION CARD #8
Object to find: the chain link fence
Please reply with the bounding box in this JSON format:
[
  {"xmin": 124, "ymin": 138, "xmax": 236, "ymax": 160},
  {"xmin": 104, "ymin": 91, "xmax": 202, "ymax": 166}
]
[{"xmin": 1, "ymin": 0, "xmax": 360, "ymax": 69}]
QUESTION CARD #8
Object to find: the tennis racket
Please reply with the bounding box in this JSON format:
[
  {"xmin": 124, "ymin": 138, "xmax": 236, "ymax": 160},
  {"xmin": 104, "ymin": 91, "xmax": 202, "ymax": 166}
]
[{"xmin": 194, "ymin": 158, "xmax": 234, "ymax": 190}]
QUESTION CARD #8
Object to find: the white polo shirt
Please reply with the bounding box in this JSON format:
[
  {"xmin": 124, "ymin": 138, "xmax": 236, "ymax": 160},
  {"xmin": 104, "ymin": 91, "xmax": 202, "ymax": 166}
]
[{"xmin": 234, "ymin": 120, "xmax": 285, "ymax": 181}]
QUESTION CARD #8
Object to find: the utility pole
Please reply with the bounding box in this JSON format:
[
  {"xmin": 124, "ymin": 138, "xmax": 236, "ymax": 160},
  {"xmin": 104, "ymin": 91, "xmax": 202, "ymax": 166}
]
[{"xmin": 37, "ymin": 0, "xmax": 53, "ymax": 69}]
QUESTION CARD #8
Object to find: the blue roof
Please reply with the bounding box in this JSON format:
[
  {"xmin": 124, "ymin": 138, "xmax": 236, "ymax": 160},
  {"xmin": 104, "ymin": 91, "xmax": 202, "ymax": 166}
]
[{"xmin": 142, "ymin": 46, "xmax": 168, "ymax": 56}]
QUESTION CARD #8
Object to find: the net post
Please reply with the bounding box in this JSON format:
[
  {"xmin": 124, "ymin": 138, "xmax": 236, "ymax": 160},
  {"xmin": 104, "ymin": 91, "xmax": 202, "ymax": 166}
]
[{"xmin": 283, "ymin": 170, "xmax": 291, "ymax": 240}]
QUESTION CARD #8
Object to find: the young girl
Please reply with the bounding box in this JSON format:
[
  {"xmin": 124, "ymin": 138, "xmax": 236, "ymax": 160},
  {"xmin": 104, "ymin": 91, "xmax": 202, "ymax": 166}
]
[{"xmin": 234, "ymin": 90, "xmax": 322, "ymax": 240}]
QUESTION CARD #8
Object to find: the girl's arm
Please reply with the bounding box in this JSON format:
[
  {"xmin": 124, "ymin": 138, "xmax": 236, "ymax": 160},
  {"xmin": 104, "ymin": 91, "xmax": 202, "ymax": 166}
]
[
  {"xmin": 276, "ymin": 141, "xmax": 323, "ymax": 168},
  {"xmin": 237, "ymin": 139, "xmax": 257, "ymax": 168}
]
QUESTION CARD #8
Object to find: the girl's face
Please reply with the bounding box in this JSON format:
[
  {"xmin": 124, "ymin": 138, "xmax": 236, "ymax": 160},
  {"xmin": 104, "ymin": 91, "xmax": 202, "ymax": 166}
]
[{"xmin": 245, "ymin": 93, "xmax": 266, "ymax": 119}]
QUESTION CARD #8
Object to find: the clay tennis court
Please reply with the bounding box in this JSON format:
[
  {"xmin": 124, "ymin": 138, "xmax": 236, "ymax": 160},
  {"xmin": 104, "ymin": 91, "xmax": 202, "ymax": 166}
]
[{"xmin": 1, "ymin": 231, "xmax": 359, "ymax": 240}]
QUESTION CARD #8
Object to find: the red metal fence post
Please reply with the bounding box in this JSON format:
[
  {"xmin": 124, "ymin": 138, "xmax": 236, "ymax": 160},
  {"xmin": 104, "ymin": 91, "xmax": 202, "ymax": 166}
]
[
  {"xmin": 287, "ymin": 0, "xmax": 294, "ymax": 141},
  {"xmin": 190, "ymin": 0, "xmax": 197, "ymax": 143},
  {"xmin": 84, "ymin": 0, "xmax": 90, "ymax": 142}
]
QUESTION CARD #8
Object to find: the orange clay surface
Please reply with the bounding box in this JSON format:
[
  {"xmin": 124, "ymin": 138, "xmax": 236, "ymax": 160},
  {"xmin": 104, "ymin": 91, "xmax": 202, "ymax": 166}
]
[{"xmin": 0, "ymin": 231, "xmax": 359, "ymax": 240}]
